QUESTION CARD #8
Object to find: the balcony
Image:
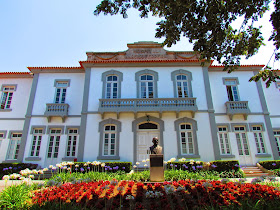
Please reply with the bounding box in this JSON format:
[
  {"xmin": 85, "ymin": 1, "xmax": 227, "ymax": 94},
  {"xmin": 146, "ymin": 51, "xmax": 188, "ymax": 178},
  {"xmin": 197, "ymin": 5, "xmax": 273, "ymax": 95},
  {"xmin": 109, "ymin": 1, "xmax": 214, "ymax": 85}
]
[
  {"xmin": 98, "ymin": 98, "xmax": 198, "ymax": 118},
  {"xmin": 225, "ymin": 101, "xmax": 250, "ymax": 120},
  {"xmin": 44, "ymin": 103, "xmax": 69, "ymax": 122}
]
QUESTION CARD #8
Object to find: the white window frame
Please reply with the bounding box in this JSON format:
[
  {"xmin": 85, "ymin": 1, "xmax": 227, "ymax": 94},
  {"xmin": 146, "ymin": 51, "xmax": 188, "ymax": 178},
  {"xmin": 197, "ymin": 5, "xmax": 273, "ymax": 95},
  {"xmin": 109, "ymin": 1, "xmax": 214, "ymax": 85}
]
[
  {"xmin": 1, "ymin": 85, "xmax": 16, "ymax": 110},
  {"xmin": 223, "ymin": 78, "xmax": 240, "ymax": 101},
  {"xmin": 66, "ymin": 128, "xmax": 79, "ymax": 157},
  {"xmin": 234, "ymin": 126, "xmax": 250, "ymax": 155},
  {"xmin": 30, "ymin": 129, "xmax": 43, "ymax": 157},
  {"xmin": 47, "ymin": 129, "xmax": 62, "ymax": 159},
  {"xmin": 140, "ymin": 74, "xmax": 154, "ymax": 98},
  {"xmin": 106, "ymin": 75, "xmax": 118, "ymax": 99},
  {"xmin": 179, "ymin": 123, "xmax": 194, "ymax": 154},
  {"xmin": 274, "ymin": 130, "xmax": 280, "ymax": 156},
  {"xmin": 103, "ymin": 125, "xmax": 116, "ymax": 156},
  {"xmin": 218, "ymin": 126, "xmax": 231, "ymax": 155},
  {"xmin": 54, "ymin": 80, "xmax": 69, "ymax": 104},
  {"xmin": 6, "ymin": 133, "xmax": 22, "ymax": 160},
  {"xmin": 176, "ymin": 74, "xmax": 190, "ymax": 98}
]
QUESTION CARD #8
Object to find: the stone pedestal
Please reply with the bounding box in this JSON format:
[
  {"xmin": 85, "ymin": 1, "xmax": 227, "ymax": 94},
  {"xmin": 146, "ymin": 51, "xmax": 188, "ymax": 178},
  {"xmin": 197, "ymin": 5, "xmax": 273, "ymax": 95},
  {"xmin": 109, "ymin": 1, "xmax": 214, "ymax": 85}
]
[{"xmin": 149, "ymin": 154, "xmax": 164, "ymax": 182}]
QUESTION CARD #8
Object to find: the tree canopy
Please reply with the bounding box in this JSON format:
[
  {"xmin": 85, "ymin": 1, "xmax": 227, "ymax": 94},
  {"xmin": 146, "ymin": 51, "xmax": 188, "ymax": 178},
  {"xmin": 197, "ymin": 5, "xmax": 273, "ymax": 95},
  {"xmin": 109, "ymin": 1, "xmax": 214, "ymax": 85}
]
[{"xmin": 94, "ymin": 0, "xmax": 280, "ymax": 87}]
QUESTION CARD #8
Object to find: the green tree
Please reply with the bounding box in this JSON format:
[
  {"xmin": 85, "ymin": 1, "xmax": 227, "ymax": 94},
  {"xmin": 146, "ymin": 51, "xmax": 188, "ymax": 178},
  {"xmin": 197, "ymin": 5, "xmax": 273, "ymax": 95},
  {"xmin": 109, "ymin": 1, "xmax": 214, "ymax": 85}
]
[{"xmin": 94, "ymin": 0, "xmax": 280, "ymax": 87}]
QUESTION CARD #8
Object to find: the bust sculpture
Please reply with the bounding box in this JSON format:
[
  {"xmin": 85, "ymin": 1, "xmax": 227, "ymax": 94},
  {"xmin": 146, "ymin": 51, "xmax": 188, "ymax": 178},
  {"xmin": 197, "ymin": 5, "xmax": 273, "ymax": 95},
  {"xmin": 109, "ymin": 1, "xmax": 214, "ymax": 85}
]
[{"xmin": 149, "ymin": 137, "xmax": 162, "ymax": 154}]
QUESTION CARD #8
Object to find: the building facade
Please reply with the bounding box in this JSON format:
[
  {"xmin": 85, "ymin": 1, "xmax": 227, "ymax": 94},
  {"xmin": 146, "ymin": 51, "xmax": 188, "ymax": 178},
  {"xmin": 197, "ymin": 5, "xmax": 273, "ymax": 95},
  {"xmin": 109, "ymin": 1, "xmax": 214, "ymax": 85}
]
[{"xmin": 0, "ymin": 42, "xmax": 279, "ymax": 168}]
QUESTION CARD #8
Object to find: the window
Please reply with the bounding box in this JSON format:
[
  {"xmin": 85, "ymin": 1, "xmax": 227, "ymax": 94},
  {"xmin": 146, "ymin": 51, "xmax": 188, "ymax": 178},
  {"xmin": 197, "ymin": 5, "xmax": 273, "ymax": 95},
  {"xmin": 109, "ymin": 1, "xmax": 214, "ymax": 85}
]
[
  {"xmin": 174, "ymin": 117, "xmax": 199, "ymax": 158},
  {"xmin": 135, "ymin": 70, "xmax": 158, "ymax": 98},
  {"xmin": 171, "ymin": 70, "xmax": 193, "ymax": 98},
  {"xmin": 218, "ymin": 127, "xmax": 231, "ymax": 155},
  {"xmin": 102, "ymin": 70, "xmax": 123, "ymax": 99},
  {"xmin": 106, "ymin": 76, "xmax": 118, "ymax": 99},
  {"xmin": 66, "ymin": 129, "xmax": 79, "ymax": 157},
  {"xmin": 234, "ymin": 126, "xmax": 249, "ymax": 155},
  {"xmin": 98, "ymin": 119, "xmax": 121, "ymax": 160},
  {"xmin": 223, "ymin": 78, "xmax": 239, "ymax": 101},
  {"xmin": 1, "ymin": 85, "xmax": 16, "ymax": 109},
  {"xmin": 140, "ymin": 74, "xmax": 154, "ymax": 98},
  {"xmin": 179, "ymin": 123, "xmax": 194, "ymax": 154},
  {"xmin": 103, "ymin": 125, "xmax": 116, "ymax": 156},
  {"xmin": 6, "ymin": 133, "xmax": 22, "ymax": 160},
  {"xmin": 30, "ymin": 129, "xmax": 43, "ymax": 157},
  {"xmin": 252, "ymin": 126, "xmax": 266, "ymax": 154},
  {"xmin": 54, "ymin": 80, "xmax": 69, "ymax": 104},
  {"xmin": 47, "ymin": 129, "xmax": 62, "ymax": 158},
  {"xmin": 274, "ymin": 131, "xmax": 280, "ymax": 156}
]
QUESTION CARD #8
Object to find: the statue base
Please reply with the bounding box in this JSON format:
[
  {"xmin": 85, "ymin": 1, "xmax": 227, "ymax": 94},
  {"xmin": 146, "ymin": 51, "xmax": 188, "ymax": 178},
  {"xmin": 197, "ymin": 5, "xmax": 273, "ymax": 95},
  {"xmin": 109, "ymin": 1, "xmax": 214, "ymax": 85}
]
[{"xmin": 149, "ymin": 154, "xmax": 164, "ymax": 182}]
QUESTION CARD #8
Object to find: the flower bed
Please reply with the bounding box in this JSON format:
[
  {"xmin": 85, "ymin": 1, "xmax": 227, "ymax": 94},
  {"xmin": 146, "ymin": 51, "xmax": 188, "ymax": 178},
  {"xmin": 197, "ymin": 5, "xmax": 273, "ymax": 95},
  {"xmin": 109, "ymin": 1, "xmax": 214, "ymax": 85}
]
[{"xmin": 30, "ymin": 180, "xmax": 280, "ymax": 209}]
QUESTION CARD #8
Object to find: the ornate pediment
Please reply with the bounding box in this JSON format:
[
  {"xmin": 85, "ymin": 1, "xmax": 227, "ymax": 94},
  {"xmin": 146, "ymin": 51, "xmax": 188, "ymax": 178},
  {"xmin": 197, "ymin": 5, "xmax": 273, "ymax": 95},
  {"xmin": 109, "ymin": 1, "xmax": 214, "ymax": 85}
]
[{"xmin": 86, "ymin": 41, "xmax": 199, "ymax": 61}]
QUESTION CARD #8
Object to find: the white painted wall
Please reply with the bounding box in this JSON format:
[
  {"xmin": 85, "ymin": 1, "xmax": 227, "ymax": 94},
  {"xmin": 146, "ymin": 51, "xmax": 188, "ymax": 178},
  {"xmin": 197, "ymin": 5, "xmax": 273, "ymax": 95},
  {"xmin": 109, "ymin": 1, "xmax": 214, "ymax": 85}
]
[
  {"xmin": 209, "ymin": 71, "xmax": 263, "ymax": 113},
  {"xmin": 88, "ymin": 67, "xmax": 208, "ymax": 111},
  {"xmin": 0, "ymin": 78, "xmax": 32, "ymax": 118},
  {"xmin": 32, "ymin": 73, "xmax": 84, "ymax": 116}
]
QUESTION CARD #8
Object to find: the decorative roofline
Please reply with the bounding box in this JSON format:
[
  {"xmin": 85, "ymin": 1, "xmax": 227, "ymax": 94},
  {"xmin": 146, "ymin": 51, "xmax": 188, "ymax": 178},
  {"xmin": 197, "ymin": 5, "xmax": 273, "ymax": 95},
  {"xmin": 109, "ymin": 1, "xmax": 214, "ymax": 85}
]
[{"xmin": 0, "ymin": 72, "xmax": 33, "ymax": 78}]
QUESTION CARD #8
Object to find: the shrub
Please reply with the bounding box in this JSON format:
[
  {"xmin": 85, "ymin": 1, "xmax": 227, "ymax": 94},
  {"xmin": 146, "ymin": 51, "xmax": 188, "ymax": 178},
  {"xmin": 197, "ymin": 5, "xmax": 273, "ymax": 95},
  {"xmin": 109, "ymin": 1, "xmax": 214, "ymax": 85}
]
[
  {"xmin": 70, "ymin": 162, "xmax": 132, "ymax": 173},
  {"xmin": 0, "ymin": 163, "xmax": 38, "ymax": 178},
  {"xmin": 259, "ymin": 160, "xmax": 280, "ymax": 170},
  {"xmin": 209, "ymin": 160, "xmax": 240, "ymax": 172}
]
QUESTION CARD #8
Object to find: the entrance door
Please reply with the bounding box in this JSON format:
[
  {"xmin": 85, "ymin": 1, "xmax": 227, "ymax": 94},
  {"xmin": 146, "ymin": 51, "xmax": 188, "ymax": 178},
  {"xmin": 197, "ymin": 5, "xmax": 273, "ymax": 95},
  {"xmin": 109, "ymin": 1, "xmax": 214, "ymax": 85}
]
[
  {"xmin": 137, "ymin": 129, "xmax": 160, "ymax": 164},
  {"xmin": 235, "ymin": 132, "xmax": 253, "ymax": 166}
]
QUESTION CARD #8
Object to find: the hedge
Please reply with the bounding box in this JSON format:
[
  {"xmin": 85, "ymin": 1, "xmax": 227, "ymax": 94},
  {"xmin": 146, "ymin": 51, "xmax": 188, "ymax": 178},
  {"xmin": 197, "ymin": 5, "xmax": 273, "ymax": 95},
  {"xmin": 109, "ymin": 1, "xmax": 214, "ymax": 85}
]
[
  {"xmin": 209, "ymin": 160, "xmax": 240, "ymax": 172},
  {"xmin": 69, "ymin": 162, "xmax": 132, "ymax": 173},
  {"xmin": 166, "ymin": 161, "xmax": 204, "ymax": 171},
  {"xmin": 0, "ymin": 163, "xmax": 38, "ymax": 178},
  {"xmin": 259, "ymin": 160, "xmax": 280, "ymax": 170}
]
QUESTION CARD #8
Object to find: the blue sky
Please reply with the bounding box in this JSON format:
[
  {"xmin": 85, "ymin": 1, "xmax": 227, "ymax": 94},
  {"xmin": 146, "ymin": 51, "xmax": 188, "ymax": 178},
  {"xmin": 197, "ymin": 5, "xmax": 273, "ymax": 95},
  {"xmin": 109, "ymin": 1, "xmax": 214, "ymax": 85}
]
[{"xmin": 0, "ymin": 0, "xmax": 279, "ymax": 73}]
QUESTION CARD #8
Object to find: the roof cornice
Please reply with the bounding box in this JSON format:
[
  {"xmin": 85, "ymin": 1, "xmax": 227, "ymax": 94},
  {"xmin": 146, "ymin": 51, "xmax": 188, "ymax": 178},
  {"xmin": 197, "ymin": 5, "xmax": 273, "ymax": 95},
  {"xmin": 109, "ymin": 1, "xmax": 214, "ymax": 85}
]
[{"xmin": 0, "ymin": 72, "xmax": 33, "ymax": 78}]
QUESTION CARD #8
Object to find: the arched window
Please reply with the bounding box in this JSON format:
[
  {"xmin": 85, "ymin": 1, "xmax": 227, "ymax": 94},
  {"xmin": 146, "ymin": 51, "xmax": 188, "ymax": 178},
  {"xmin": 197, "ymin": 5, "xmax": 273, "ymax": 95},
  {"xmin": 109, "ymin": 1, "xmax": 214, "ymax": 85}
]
[
  {"xmin": 135, "ymin": 70, "xmax": 158, "ymax": 98},
  {"xmin": 171, "ymin": 70, "xmax": 193, "ymax": 98},
  {"xmin": 179, "ymin": 123, "xmax": 194, "ymax": 154},
  {"xmin": 174, "ymin": 117, "xmax": 199, "ymax": 158},
  {"xmin": 106, "ymin": 75, "xmax": 118, "ymax": 99},
  {"xmin": 140, "ymin": 74, "xmax": 154, "ymax": 98},
  {"xmin": 102, "ymin": 70, "xmax": 123, "ymax": 99},
  {"xmin": 98, "ymin": 119, "xmax": 121, "ymax": 160},
  {"xmin": 176, "ymin": 74, "xmax": 189, "ymax": 98}
]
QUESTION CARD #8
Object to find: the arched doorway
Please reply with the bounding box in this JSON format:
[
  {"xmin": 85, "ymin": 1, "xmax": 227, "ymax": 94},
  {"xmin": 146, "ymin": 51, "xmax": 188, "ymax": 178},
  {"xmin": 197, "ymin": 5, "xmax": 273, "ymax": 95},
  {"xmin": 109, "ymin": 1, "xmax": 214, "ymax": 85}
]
[
  {"xmin": 136, "ymin": 122, "xmax": 160, "ymax": 163},
  {"xmin": 132, "ymin": 116, "xmax": 164, "ymax": 164}
]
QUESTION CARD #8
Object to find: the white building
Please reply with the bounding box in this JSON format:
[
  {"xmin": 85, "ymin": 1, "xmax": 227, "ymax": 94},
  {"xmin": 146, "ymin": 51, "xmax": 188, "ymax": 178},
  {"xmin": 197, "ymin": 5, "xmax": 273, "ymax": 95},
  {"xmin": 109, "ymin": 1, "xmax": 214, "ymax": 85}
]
[{"xmin": 0, "ymin": 41, "xmax": 279, "ymax": 167}]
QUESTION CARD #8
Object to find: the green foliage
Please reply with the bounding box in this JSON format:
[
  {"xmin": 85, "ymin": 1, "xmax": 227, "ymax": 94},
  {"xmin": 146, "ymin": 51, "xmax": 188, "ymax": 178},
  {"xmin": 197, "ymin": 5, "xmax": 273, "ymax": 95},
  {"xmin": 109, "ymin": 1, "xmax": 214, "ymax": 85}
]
[
  {"xmin": 164, "ymin": 169, "xmax": 220, "ymax": 181},
  {"xmin": 259, "ymin": 160, "xmax": 280, "ymax": 169},
  {"xmin": 0, "ymin": 163, "xmax": 38, "ymax": 178},
  {"xmin": 95, "ymin": 0, "xmax": 280, "ymax": 87},
  {"xmin": 0, "ymin": 183, "xmax": 32, "ymax": 209},
  {"xmin": 209, "ymin": 160, "xmax": 240, "ymax": 172},
  {"xmin": 70, "ymin": 161, "xmax": 131, "ymax": 173}
]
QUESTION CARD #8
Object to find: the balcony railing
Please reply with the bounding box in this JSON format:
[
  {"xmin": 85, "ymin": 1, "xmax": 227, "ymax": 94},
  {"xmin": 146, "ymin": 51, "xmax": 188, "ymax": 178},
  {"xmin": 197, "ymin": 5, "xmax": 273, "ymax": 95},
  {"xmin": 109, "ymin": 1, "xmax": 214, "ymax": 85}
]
[
  {"xmin": 44, "ymin": 103, "xmax": 69, "ymax": 122},
  {"xmin": 98, "ymin": 98, "xmax": 197, "ymax": 118},
  {"xmin": 225, "ymin": 101, "xmax": 250, "ymax": 120}
]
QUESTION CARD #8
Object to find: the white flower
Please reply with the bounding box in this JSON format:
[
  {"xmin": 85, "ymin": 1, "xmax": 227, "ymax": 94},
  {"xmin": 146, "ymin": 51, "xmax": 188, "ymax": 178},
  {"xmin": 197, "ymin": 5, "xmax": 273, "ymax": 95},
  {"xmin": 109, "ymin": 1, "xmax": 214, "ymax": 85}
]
[
  {"xmin": 169, "ymin": 158, "xmax": 176, "ymax": 162},
  {"xmin": 136, "ymin": 162, "xmax": 140, "ymax": 165},
  {"xmin": 2, "ymin": 175, "xmax": 9, "ymax": 180},
  {"xmin": 67, "ymin": 167, "xmax": 71, "ymax": 171},
  {"xmin": 32, "ymin": 169, "xmax": 38, "ymax": 174},
  {"xmin": 52, "ymin": 167, "xmax": 57, "ymax": 170},
  {"xmin": 164, "ymin": 161, "xmax": 167, "ymax": 164},
  {"xmin": 142, "ymin": 160, "xmax": 146, "ymax": 163},
  {"xmin": 196, "ymin": 161, "xmax": 201, "ymax": 164},
  {"xmin": 49, "ymin": 165, "xmax": 54, "ymax": 169},
  {"xmin": 56, "ymin": 164, "xmax": 62, "ymax": 168},
  {"xmin": 146, "ymin": 158, "xmax": 150, "ymax": 162},
  {"xmin": 29, "ymin": 175, "xmax": 35, "ymax": 179},
  {"xmin": 75, "ymin": 164, "xmax": 79, "ymax": 168},
  {"xmin": 133, "ymin": 165, "xmax": 137, "ymax": 168},
  {"xmin": 42, "ymin": 168, "xmax": 48, "ymax": 172},
  {"xmin": 38, "ymin": 170, "xmax": 44, "ymax": 174},
  {"xmin": 144, "ymin": 164, "xmax": 147, "ymax": 167},
  {"xmin": 101, "ymin": 163, "xmax": 106, "ymax": 167},
  {"xmin": 179, "ymin": 158, "xmax": 186, "ymax": 162},
  {"xmin": 67, "ymin": 162, "xmax": 74, "ymax": 165},
  {"xmin": 84, "ymin": 163, "xmax": 88, "ymax": 166},
  {"xmin": 61, "ymin": 162, "xmax": 67, "ymax": 166}
]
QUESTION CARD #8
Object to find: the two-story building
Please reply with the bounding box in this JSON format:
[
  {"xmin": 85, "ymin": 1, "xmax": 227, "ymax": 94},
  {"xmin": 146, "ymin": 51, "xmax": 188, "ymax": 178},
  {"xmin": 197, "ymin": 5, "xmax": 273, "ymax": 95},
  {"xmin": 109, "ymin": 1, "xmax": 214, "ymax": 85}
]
[{"xmin": 0, "ymin": 41, "xmax": 279, "ymax": 167}]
